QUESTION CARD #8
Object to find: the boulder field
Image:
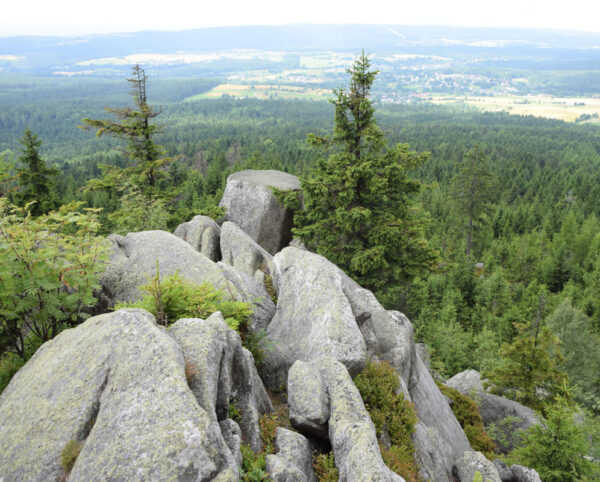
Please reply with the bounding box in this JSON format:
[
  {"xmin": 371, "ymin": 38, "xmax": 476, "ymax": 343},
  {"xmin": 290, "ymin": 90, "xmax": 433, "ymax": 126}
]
[{"xmin": 0, "ymin": 170, "xmax": 541, "ymax": 481}]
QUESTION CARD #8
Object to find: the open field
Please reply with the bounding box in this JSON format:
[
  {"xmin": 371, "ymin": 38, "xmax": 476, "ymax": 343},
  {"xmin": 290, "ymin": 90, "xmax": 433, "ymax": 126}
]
[
  {"xmin": 431, "ymin": 94, "xmax": 600, "ymax": 123},
  {"xmin": 184, "ymin": 83, "xmax": 331, "ymax": 101}
]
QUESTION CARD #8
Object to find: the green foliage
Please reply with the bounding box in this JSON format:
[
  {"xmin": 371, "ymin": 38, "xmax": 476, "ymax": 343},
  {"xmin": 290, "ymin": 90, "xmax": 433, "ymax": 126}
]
[
  {"xmin": 0, "ymin": 200, "xmax": 108, "ymax": 358},
  {"xmin": 240, "ymin": 412, "xmax": 282, "ymax": 481},
  {"xmin": 546, "ymin": 300, "xmax": 600, "ymax": 412},
  {"xmin": 14, "ymin": 129, "xmax": 58, "ymax": 216},
  {"xmin": 507, "ymin": 395, "xmax": 595, "ymax": 482},
  {"xmin": 438, "ymin": 384, "xmax": 496, "ymax": 458},
  {"xmin": 240, "ymin": 444, "xmax": 268, "ymax": 481},
  {"xmin": 80, "ymin": 65, "xmax": 176, "ymax": 190},
  {"xmin": 228, "ymin": 399, "xmax": 241, "ymax": 423},
  {"xmin": 259, "ymin": 412, "xmax": 279, "ymax": 455},
  {"xmin": 60, "ymin": 439, "xmax": 83, "ymax": 473},
  {"xmin": 449, "ymin": 146, "xmax": 497, "ymax": 257},
  {"xmin": 353, "ymin": 361, "xmax": 420, "ymax": 481},
  {"xmin": 313, "ymin": 452, "xmax": 339, "ymax": 482},
  {"xmin": 263, "ymin": 274, "xmax": 277, "ymax": 305},
  {"xmin": 485, "ymin": 290, "xmax": 567, "ymax": 412},
  {"xmin": 116, "ymin": 269, "xmax": 253, "ymax": 331},
  {"xmin": 294, "ymin": 53, "xmax": 439, "ymax": 305},
  {"xmin": 106, "ymin": 184, "xmax": 170, "ymax": 234}
]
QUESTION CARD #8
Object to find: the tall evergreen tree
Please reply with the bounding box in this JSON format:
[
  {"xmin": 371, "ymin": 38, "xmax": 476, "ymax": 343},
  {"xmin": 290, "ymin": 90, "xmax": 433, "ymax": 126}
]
[
  {"xmin": 15, "ymin": 129, "xmax": 58, "ymax": 216},
  {"xmin": 450, "ymin": 146, "xmax": 497, "ymax": 257},
  {"xmin": 294, "ymin": 53, "xmax": 439, "ymax": 305},
  {"xmin": 81, "ymin": 64, "xmax": 174, "ymax": 191}
]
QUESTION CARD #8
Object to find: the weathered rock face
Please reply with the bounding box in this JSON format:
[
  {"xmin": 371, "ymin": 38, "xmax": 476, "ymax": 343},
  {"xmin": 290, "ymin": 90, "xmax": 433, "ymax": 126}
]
[
  {"xmin": 174, "ymin": 215, "xmax": 222, "ymax": 261},
  {"xmin": 446, "ymin": 370, "xmax": 540, "ymax": 453},
  {"xmin": 170, "ymin": 313, "xmax": 273, "ymax": 453},
  {"xmin": 220, "ymin": 221, "xmax": 275, "ymax": 279},
  {"xmin": 264, "ymin": 246, "xmax": 469, "ymax": 481},
  {"xmin": 288, "ymin": 360, "xmax": 330, "ymax": 438},
  {"xmin": 262, "ymin": 247, "xmax": 367, "ymax": 390},
  {"xmin": 100, "ymin": 230, "xmax": 228, "ymax": 305},
  {"xmin": 341, "ymin": 272, "xmax": 470, "ymax": 481},
  {"xmin": 0, "ymin": 309, "xmax": 238, "ymax": 481},
  {"xmin": 265, "ymin": 427, "xmax": 317, "ymax": 482},
  {"xmin": 99, "ymin": 230, "xmax": 275, "ymax": 332},
  {"xmin": 453, "ymin": 451, "xmax": 502, "ymax": 482},
  {"xmin": 409, "ymin": 355, "xmax": 471, "ymax": 481},
  {"xmin": 219, "ymin": 169, "xmax": 300, "ymax": 255},
  {"xmin": 288, "ymin": 357, "xmax": 403, "ymax": 482}
]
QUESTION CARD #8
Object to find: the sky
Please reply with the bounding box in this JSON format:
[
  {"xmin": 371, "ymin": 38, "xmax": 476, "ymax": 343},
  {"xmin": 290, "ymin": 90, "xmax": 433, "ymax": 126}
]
[{"xmin": 2, "ymin": 0, "xmax": 600, "ymax": 36}]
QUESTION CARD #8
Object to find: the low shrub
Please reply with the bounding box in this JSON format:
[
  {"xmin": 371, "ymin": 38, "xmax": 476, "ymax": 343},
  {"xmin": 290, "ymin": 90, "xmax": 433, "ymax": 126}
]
[
  {"xmin": 438, "ymin": 383, "xmax": 496, "ymax": 459},
  {"xmin": 313, "ymin": 452, "xmax": 338, "ymax": 481},
  {"xmin": 353, "ymin": 361, "xmax": 421, "ymax": 482},
  {"xmin": 116, "ymin": 268, "xmax": 253, "ymax": 330},
  {"xmin": 240, "ymin": 444, "xmax": 268, "ymax": 481},
  {"xmin": 240, "ymin": 412, "xmax": 282, "ymax": 481}
]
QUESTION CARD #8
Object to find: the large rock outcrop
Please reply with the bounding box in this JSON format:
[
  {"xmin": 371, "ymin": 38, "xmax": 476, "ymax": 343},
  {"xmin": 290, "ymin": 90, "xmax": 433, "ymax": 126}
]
[
  {"xmin": 446, "ymin": 370, "xmax": 540, "ymax": 453},
  {"xmin": 262, "ymin": 247, "xmax": 367, "ymax": 390},
  {"xmin": 266, "ymin": 246, "xmax": 470, "ymax": 481},
  {"xmin": 169, "ymin": 312, "xmax": 273, "ymax": 452},
  {"xmin": 219, "ymin": 169, "xmax": 300, "ymax": 255},
  {"xmin": 288, "ymin": 357, "xmax": 403, "ymax": 482},
  {"xmin": 174, "ymin": 215, "xmax": 221, "ymax": 261},
  {"xmin": 0, "ymin": 309, "xmax": 239, "ymax": 481},
  {"xmin": 99, "ymin": 230, "xmax": 276, "ymax": 331}
]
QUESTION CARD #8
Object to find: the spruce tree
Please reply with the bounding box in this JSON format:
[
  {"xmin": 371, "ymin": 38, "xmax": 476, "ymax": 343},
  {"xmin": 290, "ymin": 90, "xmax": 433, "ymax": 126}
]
[
  {"xmin": 449, "ymin": 146, "xmax": 497, "ymax": 257},
  {"xmin": 294, "ymin": 53, "xmax": 438, "ymax": 305},
  {"xmin": 15, "ymin": 129, "xmax": 58, "ymax": 216},
  {"xmin": 81, "ymin": 64, "xmax": 174, "ymax": 192}
]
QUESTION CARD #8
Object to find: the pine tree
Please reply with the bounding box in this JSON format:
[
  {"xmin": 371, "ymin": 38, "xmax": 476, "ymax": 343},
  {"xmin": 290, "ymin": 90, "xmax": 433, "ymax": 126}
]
[
  {"xmin": 15, "ymin": 129, "xmax": 58, "ymax": 216},
  {"xmin": 450, "ymin": 146, "xmax": 497, "ymax": 257},
  {"xmin": 509, "ymin": 393, "xmax": 594, "ymax": 482},
  {"xmin": 294, "ymin": 52, "xmax": 439, "ymax": 305},
  {"xmin": 486, "ymin": 288, "xmax": 567, "ymax": 411},
  {"xmin": 81, "ymin": 64, "xmax": 174, "ymax": 192}
]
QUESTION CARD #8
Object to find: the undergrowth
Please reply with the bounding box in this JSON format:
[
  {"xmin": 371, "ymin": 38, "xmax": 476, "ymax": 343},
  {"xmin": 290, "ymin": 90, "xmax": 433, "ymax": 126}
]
[
  {"xmin": 313, "ymin": 452, "xmax": 338, "ymax": 481},
  {"xmin": 353, "ymin": 361, "xmax": 421, "ymax": 482},
  {"xmin": 240, "ymin": 412, "xmax": 282, "ymax": 481},
  {"xmin": 438, "ymin": 383, "xmax": 496, "ymax": 459}
]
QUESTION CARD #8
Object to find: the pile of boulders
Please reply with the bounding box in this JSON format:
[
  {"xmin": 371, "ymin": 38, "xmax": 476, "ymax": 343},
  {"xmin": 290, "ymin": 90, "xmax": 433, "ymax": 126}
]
[{"xmin": 0, "ymin": 170, "xmax": 541, "ymax": 482}]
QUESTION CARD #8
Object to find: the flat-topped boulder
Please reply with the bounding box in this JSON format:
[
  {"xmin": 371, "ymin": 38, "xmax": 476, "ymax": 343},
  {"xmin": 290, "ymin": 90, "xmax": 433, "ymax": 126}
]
[{"xmin": 219, "ymin": 169, "xmax": 300, "ymax": 255}]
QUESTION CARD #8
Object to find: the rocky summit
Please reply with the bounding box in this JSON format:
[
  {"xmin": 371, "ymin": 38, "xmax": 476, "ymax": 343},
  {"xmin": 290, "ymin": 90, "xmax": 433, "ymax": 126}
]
[{"xmin": 0, "ymin": 170, "xmax": 542, "ymax": 481}]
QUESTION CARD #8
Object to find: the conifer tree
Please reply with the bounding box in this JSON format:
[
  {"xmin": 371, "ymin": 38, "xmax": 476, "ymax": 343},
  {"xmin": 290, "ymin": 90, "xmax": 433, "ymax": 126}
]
[
  {"xmin": 509, "ymin": 393, "xmax": 594, "ymax": 482},
  {"xmin": 486, "ymin": 288, "xmax": 567, "ymax": 411},
  {"xmin": 81, "ymin": 64, "xmax": 174, "ymax": 192},
  {"xmin": 294, "ymin": 53, "xmax": 438, "ymax": 304},
  {"xmin": 15, "ymin": 129, "xmax": 58, "ymax": 216},
  {"xmin": 450, "ymin": 146, "xmax": 497, "ymax": 257}
]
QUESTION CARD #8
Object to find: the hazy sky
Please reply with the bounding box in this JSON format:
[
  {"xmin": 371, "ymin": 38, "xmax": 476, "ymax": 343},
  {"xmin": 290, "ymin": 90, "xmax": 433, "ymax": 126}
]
[{"xmin": 2, "ymin": 0, "xmax": 600, "ymax": 36}]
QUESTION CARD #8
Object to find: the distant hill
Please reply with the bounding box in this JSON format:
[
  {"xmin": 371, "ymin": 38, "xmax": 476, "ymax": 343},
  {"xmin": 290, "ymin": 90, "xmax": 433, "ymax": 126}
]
[{"xmin": 2, "ymin": 24, "xmax": 600, "ymax": 75}]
